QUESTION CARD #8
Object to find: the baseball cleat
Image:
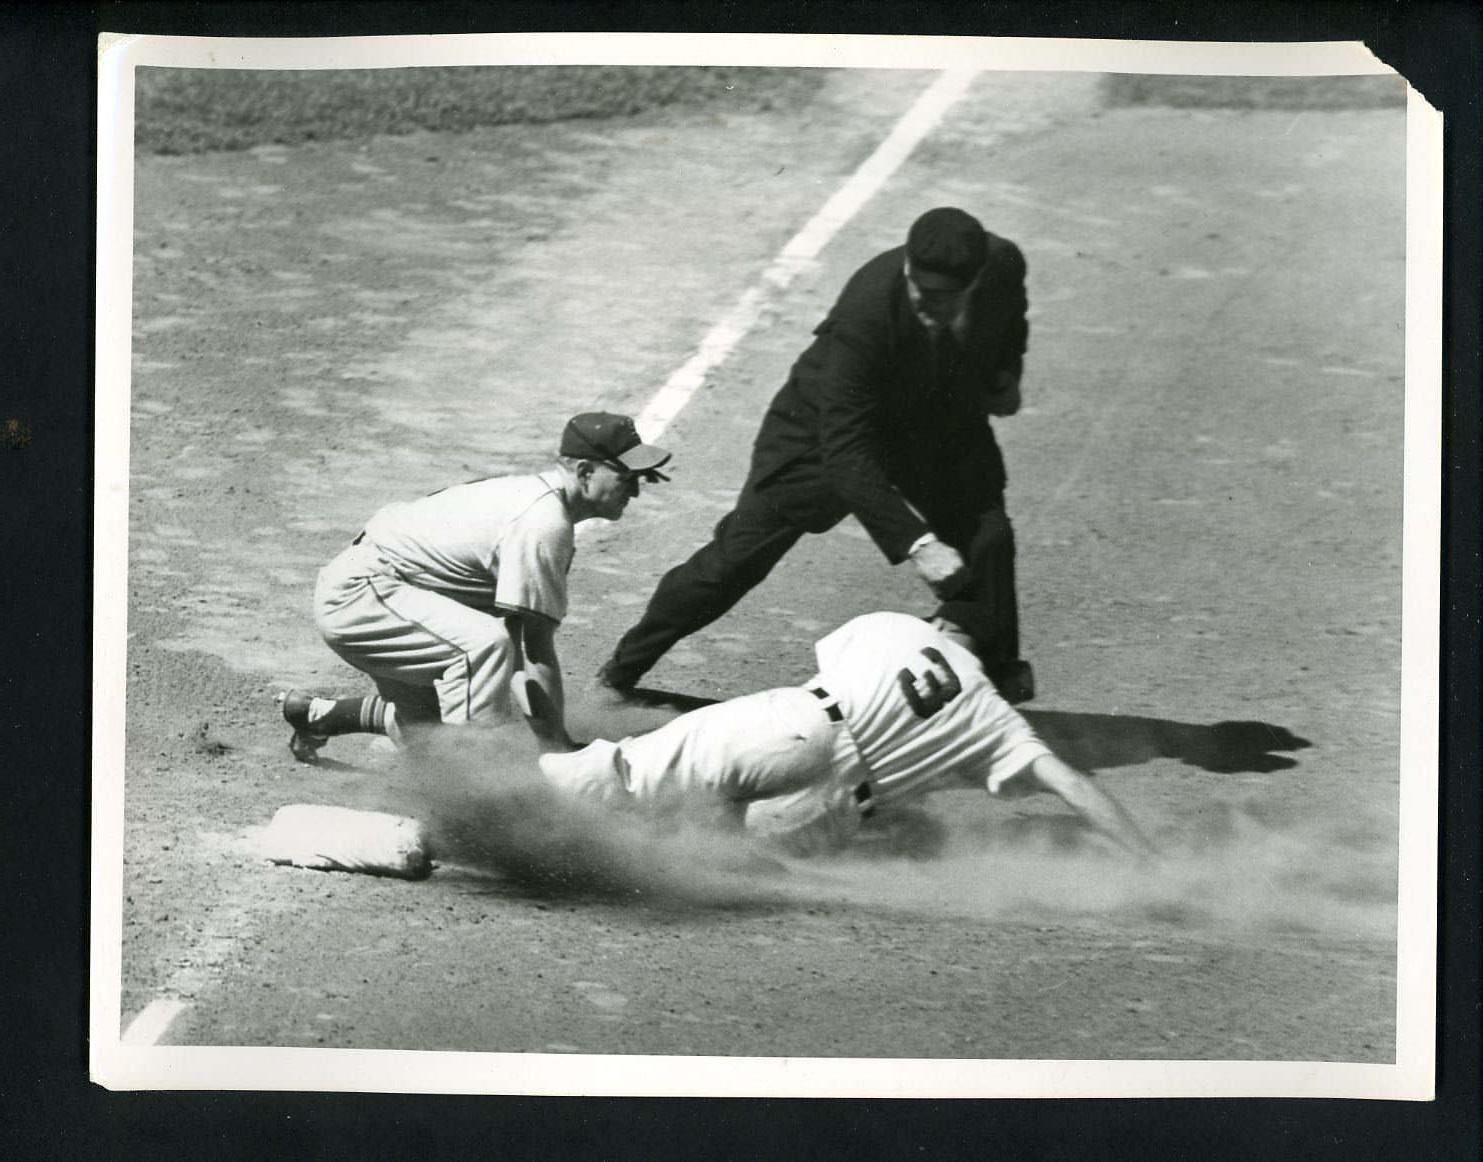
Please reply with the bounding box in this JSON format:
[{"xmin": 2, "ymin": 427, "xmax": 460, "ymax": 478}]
[{"xmin": 277, "ymin": 689, "xmax": 329, "ymax": 764}]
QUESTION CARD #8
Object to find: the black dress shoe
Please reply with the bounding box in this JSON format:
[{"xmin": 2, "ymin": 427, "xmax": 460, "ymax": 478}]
[
  {"xmin": 990, "ymin": 660, "xmax": 1035, "ymax": 704},
  {"xmin": 592, "ymin": 658, "xmax": 639, "ymax": 703}
]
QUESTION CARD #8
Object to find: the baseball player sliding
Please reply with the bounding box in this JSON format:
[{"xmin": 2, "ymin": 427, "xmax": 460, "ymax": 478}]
[
  {"xmin": 279, "ymin": 413, "xmax": 670, "ymax": 759},
  {"xmin": 540, "ymin": 612, "xmax": 1157, "ymax": 860}
]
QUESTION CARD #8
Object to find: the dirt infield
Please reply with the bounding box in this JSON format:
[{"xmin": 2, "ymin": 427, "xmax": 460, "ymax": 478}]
[{"xmin": 115, "ymin": 68, "xmax": 1405, "ymax": 1068}]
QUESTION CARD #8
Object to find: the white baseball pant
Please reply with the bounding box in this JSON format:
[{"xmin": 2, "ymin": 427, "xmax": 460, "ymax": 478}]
[
  {"xmin": 314, "ymin": 540, "xmax": 519, "ymax": 725},
  {"xmin": 538, "ymin": 684, "xmax": 870, "ymax": 831}
]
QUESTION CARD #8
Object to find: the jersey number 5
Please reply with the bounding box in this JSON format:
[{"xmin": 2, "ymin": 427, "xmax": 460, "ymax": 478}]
[{"xmin": 897, "ymin": 647, "xmax": 963, "ymax": 719}]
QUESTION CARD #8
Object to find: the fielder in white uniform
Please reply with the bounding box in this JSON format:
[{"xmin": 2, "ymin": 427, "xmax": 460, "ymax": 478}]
[
  {"xmin": 279, "ymin": 413, "xmax": 671, "ymax": 760},
  {"xmin": 539, "ymin": 611, "xmax": 1156, "ymax": 859}
]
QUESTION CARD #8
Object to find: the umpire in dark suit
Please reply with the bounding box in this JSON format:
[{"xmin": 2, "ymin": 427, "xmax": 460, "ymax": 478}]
[{"xmin": 599, "ymin": 207, "xmax": 1035, "ymax": 702}]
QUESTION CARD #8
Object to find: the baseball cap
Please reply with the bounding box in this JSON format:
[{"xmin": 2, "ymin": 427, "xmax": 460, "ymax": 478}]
[
  {"xmin": 905, "ymin": 207, "xmax": 988, "ymax": 291},
  {"xmin": 560, "ymin": 412, "xmax": 672, "ymax": 479}
]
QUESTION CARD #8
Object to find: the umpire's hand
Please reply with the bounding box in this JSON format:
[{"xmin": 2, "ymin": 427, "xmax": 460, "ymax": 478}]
[{"xmin": 909, "ymin": 536, "xmax": 968, "ymax": 598}]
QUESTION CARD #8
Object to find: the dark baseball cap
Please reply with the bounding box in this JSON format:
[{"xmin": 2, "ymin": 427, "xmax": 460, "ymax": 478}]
[
  {"xmin": 560, "ymin": 412, "xmax": 672, "ymax": 478},
  {"xmin": 905, "ymin": 207, "xmax": 988, "ymax": 291}
]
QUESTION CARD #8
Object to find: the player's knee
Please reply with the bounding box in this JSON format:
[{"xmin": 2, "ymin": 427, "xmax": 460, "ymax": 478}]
[{"xmin": 448, "ymin": 640, "xmax": 519, "ymax": 722}]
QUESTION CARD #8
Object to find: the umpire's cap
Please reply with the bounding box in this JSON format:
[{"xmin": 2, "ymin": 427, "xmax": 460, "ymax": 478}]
[
  {"xmin": 561, "ymin": 412, "xmax": 672, "ymax": 480},
  {"xmin": 906, "ymin": 207, "xmax": 988, "ymax": 291}
]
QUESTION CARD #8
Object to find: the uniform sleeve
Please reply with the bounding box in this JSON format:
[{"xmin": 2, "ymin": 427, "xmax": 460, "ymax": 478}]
[
  {"xmin": 493, "ymin": 505, "xmax": 573, "ymax": 624},
  {"xmin": 982, "ymin": 717, "xmax": 1052, "ymax": 800},
  {"xmin": 815, "ymin": 312, "xmax": 932, "ymax": 563}
]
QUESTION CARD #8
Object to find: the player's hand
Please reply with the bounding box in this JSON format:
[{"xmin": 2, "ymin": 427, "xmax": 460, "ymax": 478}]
[{"xmin": 910, "ymin": 538, "xmax": 967, "ymax": 598}]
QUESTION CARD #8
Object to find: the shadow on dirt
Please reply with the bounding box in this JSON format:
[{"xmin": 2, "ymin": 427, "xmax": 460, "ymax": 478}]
[
  {"xmin": 1022, "ymin": 710, "xmax": 1312, "ymax": 775},
  {"xmin": 624, "ymin": 687, "xmax": 720, "ymax": 713},
  {"xmin": 296, "ymin": 755, "xmax": 373, "ymax": 774},
  {"xmin": 561, "ymin": 689, "xmax": 719, "ymax": 756}
]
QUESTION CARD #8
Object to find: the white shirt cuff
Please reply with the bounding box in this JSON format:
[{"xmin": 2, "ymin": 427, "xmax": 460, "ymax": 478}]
[{"xmin": 907, "ymin": 531, "xmax": 939, "ymax": 556}]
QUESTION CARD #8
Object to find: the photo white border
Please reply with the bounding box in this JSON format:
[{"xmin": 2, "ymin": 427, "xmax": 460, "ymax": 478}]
[{"xmin": 91, "ymin": 31, "xmax": 1439, "ymax": 1100}]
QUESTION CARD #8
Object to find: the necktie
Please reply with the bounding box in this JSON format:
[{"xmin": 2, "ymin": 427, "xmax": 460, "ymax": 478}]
[{"xmin": 931, "ymin": 326, "xmax": 959, "ymax": 385}]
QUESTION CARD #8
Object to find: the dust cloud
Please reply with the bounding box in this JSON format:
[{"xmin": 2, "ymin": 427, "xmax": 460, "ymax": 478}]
[
  {"xmin": 407, "ymin": 723, "xmax": 797, "ymax": 908},
  {"xmin": 402, "ymin": 723, "xmax": 1396, "ymax": 941},
  {"xmin": 818, "ymin": 797, "xmax": 1399, "ymax": 941}
]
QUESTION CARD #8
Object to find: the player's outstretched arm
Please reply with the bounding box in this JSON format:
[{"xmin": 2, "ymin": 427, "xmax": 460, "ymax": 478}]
[
  {"xmin": 509, "ymin": 615, "xmax": 574, "ymax": 751},
  {"xmin": 1025, "ymin": 753, "xmax": 1159, "ymax": 862}
]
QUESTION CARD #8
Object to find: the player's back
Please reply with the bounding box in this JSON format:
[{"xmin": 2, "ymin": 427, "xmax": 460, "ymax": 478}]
[
  {"xmin": 813, "ymin": 612, "xmax": 1045, "ymax": 804},
  {"xmin": 364, "ymin": 473, "xmax": 570, "ymax": 605}
]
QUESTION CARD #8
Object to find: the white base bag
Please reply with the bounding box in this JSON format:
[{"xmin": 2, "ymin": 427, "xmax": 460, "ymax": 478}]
[{"xmin": 260, "ymin": 804, "xmax": 433, "ymax": 880}]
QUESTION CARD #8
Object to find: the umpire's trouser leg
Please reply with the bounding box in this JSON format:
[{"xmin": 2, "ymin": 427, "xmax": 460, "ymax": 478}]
[
  {"xmin": 605, "ymin": 490, "xmax": 805, "ymax": 687},
  {"xmin": 933, "ymin": 502, "xmax": 1020, "ymax": 670}
]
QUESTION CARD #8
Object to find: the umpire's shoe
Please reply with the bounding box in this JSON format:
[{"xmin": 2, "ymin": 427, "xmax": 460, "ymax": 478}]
[
  {"xmin": 591, "ymin": 658, "xmax": 640, "ymax": 705},
  {"xmin": 277, "ymin": 689, "xmax": 329, "ymax": 763},
  {"xmin": 989, "ymin": 660, "xmax": 1035, "ymax": 705}
]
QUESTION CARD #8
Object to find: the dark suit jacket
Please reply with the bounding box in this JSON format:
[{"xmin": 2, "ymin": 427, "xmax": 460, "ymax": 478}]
[{"xmin": 745, "ymin": 235, "xmax": 1029, "ymax": 562}]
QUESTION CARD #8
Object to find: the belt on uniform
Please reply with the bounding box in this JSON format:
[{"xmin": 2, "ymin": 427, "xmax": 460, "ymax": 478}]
[
  {"xmin": 808, "ymin": 685, "xmax": 843, "ymax": 722},
  {"xmin": 808, "ymin": 685, "xmax": 874, "ymax": 818}
]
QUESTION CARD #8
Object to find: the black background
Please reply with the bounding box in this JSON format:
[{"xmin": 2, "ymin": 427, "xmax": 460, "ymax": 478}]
[{"xmin": 3, "ymin": 2, "xmax": 1477, "ymax": 1157}]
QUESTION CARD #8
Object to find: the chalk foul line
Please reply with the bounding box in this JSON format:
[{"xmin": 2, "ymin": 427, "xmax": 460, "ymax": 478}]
[
  {"xmin": 121, "ymin": 996, "xmax": 189, "ymax": 1047},
  {"xmin": 635, "ymin": 68, "xmax": 980, "ymax": 441}
]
